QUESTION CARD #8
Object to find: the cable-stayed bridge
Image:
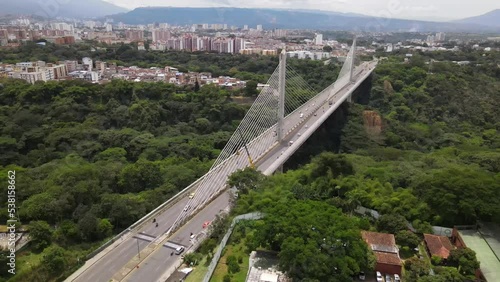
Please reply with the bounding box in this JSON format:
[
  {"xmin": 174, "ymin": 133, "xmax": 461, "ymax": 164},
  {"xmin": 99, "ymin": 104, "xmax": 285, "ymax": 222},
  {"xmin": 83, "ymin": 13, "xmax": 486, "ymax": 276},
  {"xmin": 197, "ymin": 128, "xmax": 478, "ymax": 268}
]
[{"xmin": 67, "ymin": 39, "xmax": 378, "ymax": 282}]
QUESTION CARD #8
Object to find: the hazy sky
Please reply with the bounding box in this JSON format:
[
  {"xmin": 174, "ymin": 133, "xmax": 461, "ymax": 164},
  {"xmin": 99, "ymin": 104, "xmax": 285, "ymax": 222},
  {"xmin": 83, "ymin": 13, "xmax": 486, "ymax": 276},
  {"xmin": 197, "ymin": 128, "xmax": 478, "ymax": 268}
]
[{"xmin": 104, "ymin": 0, "xmax": 499, "ymax": 21}]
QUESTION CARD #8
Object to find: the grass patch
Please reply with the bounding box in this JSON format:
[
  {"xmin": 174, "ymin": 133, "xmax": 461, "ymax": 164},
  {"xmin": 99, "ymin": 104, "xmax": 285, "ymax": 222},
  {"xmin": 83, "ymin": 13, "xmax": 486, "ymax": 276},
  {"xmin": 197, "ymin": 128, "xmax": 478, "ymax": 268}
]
[
  {"xmin": 399, "ymin": 246, "xmax": 417, "ymax": 259},
  {"xmin": 210, "ymin": 238, "xmax": 250, "ymax": 282},
  {"xmin": 185, "ymin": 256, "xmax": 209, "ymax": 282}
]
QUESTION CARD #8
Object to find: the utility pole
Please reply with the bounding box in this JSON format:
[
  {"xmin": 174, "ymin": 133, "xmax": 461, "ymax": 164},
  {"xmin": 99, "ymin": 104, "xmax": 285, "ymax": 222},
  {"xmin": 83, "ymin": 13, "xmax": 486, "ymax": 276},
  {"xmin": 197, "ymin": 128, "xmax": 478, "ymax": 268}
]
[
  {"xmin": 136, "ymin": 238, "xmax": 140, "ymax": 259},
  {"xmin": 277, "ymin": 48, "xmax": 286, "ymax": 142}
]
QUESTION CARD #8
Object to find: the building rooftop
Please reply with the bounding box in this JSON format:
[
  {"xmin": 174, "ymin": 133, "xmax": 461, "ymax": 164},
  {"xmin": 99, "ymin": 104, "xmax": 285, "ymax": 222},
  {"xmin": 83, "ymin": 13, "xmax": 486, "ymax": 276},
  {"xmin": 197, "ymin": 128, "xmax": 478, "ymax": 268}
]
[
  {"xmin": 374, "ymin": 252, "xmax": 402, "ymax": 266},
  {"xmin": 361, "ymin": 231, "xmax": 397, "ymax": 251},
  {"xmin": 424, "ymin": 233, "xmax": 454, "ymax": 259}
]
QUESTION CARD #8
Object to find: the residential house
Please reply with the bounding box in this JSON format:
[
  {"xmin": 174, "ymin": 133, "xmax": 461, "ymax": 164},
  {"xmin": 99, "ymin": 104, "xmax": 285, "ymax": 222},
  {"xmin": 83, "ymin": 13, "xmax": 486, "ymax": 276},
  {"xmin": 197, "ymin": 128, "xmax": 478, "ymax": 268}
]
[{"xmin": 361, "ymin": 231, "xmax": 402, "ymax": 275}]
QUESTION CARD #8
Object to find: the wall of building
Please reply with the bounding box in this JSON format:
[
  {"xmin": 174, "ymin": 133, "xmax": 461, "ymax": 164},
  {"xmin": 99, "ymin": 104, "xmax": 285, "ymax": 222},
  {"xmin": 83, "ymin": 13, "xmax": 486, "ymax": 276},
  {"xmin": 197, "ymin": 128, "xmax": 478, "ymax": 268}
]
[{"xmin": 376, "ymin": 263, "xmax": 401, "ymax": 276}]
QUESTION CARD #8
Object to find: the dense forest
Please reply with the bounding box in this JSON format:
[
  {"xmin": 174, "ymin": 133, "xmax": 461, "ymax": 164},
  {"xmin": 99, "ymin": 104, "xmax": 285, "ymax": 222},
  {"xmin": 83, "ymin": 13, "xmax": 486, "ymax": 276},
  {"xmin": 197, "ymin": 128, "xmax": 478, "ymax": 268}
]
[
  {"xmin": 0, "ymin": 79, "xmax": 248, "ymax": 281},
  {"xmin": 0, "ymin": 43, "xmax": 499, "ymax": 281}
]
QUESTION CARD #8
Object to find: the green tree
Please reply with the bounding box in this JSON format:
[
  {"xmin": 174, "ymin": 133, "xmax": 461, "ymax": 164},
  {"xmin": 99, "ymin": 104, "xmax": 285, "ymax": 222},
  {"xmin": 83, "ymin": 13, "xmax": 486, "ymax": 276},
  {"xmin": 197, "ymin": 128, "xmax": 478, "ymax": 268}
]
[
  {"xmin": 253, "ymin": 200, "xmax": 368, "ymax": 281},
  {"xmin": 227, "ymin": 255, "xmax": 240, "ymax": 273},
  {"xmin": 310, "ymin": 152, "xmax": 355, "ymax": 179},
  {"xmin": 244, "ymin": 80, "xmax": 258, "ymax": 97},
  {"xmin": 323, "ymin": 45, "xmax": 333, "ymax": 52},
  {"xmin": 448, "ymin": 247, "xmax": 480, "ymax": 276},
  {"xmin": 41, "ymin": 245, "xmax": 67, "ymax": 274},
  {"xmin": 405, "ymin": 256, "xmax": 430, "ymax": 280},
  {"xmin": 395, "ymin": 230, "xmax": 420, "ymax": 249},
  {"xmin": 78, "ymin": 212, "xmax": 98, "ymax": 242},
  {"xmin": 194, "ymin": 79, "xmax": 200, "ymax": 92},
  {"xmin": 227, "ymin": 168, "xmax": 263, "ymax": 194},
  {"xmin": 377, "ymin": 214, "xmax": 408, "ymax": 234},
  {"xmin": 28, "ymin": 221, "xmax": 53, "ymax": 251},
  {"xmin": 118, "ymin": 160, "xmax": 164, "ymax": 193},
  {"xmin": 97, "ymin": 218, "xmax": 113, "ymax": 239}
]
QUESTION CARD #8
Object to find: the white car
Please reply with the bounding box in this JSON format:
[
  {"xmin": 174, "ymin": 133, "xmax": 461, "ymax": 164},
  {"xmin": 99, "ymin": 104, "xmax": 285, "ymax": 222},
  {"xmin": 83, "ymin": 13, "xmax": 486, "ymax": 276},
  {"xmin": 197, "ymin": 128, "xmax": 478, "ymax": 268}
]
[
  {"xmin": 175, "ymin": 246, "xmax": 185, "ymax": 255},
  {"xmin": 376, "ymin": 272, "xmax": 383, "ymax": 282},
  {"xmin": 190, "ymin": 234, "xmax": 196, "ymax": 239},
  {"xmin": 394, "ymin": 274, "xmax": 401, "ymax": 282},
  {"xmin": 300, "ymin": 113, "xmax": 304, "ymax": 118},
  {"xmin": 288, "ymin": 141, "xmax": 294, "ymax": 146},
  {"xmin": 183, "ymin": 205, "xmax": 190, "ymax": 212}
]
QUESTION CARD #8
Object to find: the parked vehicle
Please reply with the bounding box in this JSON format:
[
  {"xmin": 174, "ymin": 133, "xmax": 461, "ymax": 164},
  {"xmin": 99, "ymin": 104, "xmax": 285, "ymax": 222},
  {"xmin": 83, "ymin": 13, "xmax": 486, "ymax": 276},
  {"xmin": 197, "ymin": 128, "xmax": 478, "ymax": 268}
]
[
  {"xmin": 376, "ymin": 272, "xmax": 383, "ymax": 282},
  {"xmin": 358, "ymin": 271, "xmax": 365, "ymax": 280},
  {"xmin": 394, "ymin": 274, "xmax": 401, "ymax": 282},
  {"xmin": 385, "ymin": 274, "xmax": 392, "ymax": 282}
]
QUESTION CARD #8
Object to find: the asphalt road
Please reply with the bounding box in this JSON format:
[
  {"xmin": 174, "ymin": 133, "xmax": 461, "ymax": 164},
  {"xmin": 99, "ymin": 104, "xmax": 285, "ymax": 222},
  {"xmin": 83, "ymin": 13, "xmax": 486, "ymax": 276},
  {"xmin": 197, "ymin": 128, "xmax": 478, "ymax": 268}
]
[
  {"xmin": 126, "ymin": 192, "xmax": 230, "ymax": 282},
  {"xmin": 71, "ymin": 62, "xmax": 376, "ymax": 282},
  {"xmin": 74, "ymin": 196, "xmax": 191, "ymax": 282}
]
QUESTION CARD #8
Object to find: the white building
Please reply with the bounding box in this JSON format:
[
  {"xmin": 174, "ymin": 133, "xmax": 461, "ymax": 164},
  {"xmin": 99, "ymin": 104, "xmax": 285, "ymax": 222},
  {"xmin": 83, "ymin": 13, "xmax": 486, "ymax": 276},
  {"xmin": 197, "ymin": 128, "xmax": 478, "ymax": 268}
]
[
  {"xmin": 82, "ymin": 57, "xmax": 93, "ymax": 71},
  {"xmin": 314, "ymin": 33, "xmax": 323, "ymax": 45},
  {"xmin": 256, "ymin": 25, "xmax": 263, "ymax": 31}
]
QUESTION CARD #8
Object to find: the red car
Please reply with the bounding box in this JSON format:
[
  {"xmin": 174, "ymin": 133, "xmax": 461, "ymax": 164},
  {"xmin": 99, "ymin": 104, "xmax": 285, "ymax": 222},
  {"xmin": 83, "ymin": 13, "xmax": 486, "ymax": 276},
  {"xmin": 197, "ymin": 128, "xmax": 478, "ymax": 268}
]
[{"xmin": 203, "ymin": 221, "xmax": 211, "ymax": 228}]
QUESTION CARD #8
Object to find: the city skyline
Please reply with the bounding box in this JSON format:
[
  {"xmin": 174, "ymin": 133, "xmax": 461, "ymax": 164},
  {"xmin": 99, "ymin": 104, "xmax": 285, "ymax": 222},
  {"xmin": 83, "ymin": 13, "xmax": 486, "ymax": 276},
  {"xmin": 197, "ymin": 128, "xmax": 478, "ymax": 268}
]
[{"xmin": 103, "ymin": 0, "xmax": 500, "ymax": 21}]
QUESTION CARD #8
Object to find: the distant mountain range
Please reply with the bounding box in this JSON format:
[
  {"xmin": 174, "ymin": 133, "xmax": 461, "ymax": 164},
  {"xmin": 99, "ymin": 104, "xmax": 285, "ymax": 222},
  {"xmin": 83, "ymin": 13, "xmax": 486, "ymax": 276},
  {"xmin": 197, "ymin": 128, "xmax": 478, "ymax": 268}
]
[
  {"xmin": 0, "ymin": 0, "xmax": 128, "ymax": 19},
  {"xmin": 1, "ymin": 2, "xmax": 500, "ymax": 32},
  {"xmin": 108, "ymin": 7, "xmax": 498, "ymax": 32},
  {"xmin": 456, "ymin": 9, "xmax": 500, "ymax": 28}
]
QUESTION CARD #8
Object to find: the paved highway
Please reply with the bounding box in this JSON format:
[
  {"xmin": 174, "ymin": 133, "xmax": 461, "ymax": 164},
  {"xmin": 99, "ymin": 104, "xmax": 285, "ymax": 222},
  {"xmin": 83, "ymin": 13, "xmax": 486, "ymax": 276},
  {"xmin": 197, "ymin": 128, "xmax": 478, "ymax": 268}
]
[
  {"xmin": 70, "ymin": 61, "xmax": 376, "ymax": 282},
  {"xmin": 73, "ymin": 196, "xmax": 192, "ymax": 282},
  {"xmin": 125, "ymin": 193, "xmax": 230, "ymax": 282}
]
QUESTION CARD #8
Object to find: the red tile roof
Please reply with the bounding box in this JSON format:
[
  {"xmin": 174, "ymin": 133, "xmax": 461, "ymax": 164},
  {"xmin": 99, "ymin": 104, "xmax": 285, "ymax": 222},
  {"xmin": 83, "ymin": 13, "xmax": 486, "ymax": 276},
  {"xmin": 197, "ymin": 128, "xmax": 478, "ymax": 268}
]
[
  {"xmin": 375, "ymin": 252, "xmax": 402, "ymax": 266},
  {"xmin": 361, "ymin": 231, "xmax": 396, "ymax": 247},
  {"xmin": 361, "ymin": 231, "xmax": 402, "ymax": 266},
  {"xmin": 424, "ymin": 234, "xmax": 454, "ymax": 259}
]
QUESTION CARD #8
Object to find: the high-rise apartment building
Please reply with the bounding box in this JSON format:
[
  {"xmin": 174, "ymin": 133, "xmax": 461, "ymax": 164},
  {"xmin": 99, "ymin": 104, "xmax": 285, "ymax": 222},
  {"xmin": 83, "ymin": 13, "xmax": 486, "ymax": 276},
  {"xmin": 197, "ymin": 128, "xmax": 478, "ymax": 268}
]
[
  {"xmin": 125, "ymin": 30, "xmax": 144, "ymax": 41},
  {"xmin": 315, "ymin": 33, "xmax": 323, "ymax": 45},
  {"xmin": 152, "ymin": 29, "xmax": 171, "ymax": 42}
]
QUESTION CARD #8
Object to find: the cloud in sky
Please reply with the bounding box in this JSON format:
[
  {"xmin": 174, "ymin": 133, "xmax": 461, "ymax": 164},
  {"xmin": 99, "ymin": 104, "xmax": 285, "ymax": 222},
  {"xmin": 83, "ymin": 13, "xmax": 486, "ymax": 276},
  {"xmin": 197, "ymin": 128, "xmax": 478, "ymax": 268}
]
[{"xmin": 105, "ymin": 0, "xmax": 499, "ymax": 21}]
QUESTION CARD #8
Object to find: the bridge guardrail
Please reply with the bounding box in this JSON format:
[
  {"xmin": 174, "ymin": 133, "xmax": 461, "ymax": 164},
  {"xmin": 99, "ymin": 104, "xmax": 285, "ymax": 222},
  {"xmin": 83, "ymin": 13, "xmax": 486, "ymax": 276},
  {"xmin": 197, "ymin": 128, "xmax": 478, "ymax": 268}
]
[{"xmin": 83, "ymin": 171, "xmax": 209, "ymax": 263}]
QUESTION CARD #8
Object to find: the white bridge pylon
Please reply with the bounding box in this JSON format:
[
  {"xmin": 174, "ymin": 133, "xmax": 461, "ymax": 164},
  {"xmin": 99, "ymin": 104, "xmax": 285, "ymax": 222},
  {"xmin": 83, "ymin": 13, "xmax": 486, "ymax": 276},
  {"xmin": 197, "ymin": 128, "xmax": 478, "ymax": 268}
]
[{"xmin": 167, "ymin": 38, "xmax": 360, "ymax": 234}]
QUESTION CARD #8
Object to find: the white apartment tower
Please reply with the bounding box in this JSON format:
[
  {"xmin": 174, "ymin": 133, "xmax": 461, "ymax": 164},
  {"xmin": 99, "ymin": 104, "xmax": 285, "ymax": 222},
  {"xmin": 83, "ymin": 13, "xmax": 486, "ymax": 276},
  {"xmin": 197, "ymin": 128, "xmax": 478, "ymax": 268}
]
[{"xmin": 315, "ymin": 33, "xmax": 323, "ymax": 45}]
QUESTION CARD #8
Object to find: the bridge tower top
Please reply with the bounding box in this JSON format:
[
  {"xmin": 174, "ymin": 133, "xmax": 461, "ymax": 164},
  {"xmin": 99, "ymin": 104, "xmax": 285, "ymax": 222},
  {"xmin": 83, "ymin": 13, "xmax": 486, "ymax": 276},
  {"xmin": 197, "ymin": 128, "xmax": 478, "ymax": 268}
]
[{"xmin": 350, "ymin": 36, "xmax": 357, "ymax": 82}]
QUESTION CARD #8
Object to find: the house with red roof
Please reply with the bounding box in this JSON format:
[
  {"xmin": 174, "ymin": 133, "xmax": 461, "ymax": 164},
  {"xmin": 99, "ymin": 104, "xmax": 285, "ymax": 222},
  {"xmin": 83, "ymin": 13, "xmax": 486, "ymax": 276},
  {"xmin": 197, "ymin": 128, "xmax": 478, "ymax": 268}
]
[
  {"xmin": 361, "ymin": 231, "xmax": 402, "ymax": 275},
  {"xmin": 424, "ymin": 233, "xmax": 455, "ymax": 260}
]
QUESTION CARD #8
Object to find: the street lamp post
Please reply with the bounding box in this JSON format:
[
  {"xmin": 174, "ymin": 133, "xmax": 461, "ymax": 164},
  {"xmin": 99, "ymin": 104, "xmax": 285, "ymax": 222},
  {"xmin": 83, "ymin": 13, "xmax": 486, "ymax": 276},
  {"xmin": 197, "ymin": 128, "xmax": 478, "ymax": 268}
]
[{"xmin": 136, "ymin": 238, "xmax": 140, "ymax": 259}]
